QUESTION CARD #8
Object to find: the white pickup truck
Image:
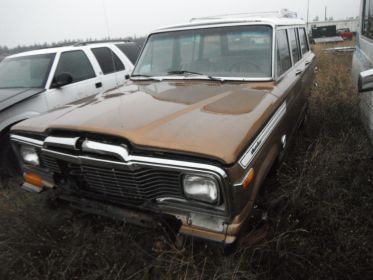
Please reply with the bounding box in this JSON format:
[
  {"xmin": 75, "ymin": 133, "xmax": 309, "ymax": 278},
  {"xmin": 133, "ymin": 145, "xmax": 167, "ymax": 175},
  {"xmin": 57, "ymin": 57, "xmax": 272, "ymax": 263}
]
[{"xmin": 0, "ymin": 41, "xmax": 141, "ymax": 174}]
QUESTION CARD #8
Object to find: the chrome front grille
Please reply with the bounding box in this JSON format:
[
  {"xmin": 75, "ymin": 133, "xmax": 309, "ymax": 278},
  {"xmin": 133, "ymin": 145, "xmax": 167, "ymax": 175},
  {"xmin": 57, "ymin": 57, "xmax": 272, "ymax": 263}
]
[{"xmin": 40, "ymin": 154, "xmax": 184, "ymax": 206}]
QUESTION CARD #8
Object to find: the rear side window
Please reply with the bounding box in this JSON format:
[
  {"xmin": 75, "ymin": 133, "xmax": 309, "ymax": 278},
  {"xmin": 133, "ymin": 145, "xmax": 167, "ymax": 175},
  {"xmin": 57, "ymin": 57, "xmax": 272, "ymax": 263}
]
[
  {"xmin": 91, "ymin": 47, "xmax": 125, "ymax": 74},
  {"xmin": 298, "ymin": 28, "xmax": 309, "ymax": 55},
  {"xmin": 55, "ymin": 51, "xmax": 95, "ymax": 83},
  {"xmin": 276, "ymin": 29, "xmax": 292, "ymax": 77},
  {"xmin": 288, "ymin": 28, "xmax": 301, "ymax": 63},
  {"xmin": 115, "ymin": 44, "xmax": 141, "ymax": 64}
]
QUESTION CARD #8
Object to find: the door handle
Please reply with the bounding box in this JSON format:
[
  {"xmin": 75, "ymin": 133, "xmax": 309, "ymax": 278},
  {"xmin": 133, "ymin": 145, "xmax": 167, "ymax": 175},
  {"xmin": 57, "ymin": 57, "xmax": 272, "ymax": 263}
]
[
  {"xmin": 305, "ymin": 60, "xmax": 311, "ymax": 66},
  {"xmin": 296, "ymin": 69, "xmax": 303, "ymax": 76},
  {"xmin": 95, "ymin": 82, "xmax": 102, "ymax": 88}
]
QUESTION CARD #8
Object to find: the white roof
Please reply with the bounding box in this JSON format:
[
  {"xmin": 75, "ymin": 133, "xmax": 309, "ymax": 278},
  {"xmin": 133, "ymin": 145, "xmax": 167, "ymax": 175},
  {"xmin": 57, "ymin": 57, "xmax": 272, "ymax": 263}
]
[
  {"xmin": 6, "ymin": 42, "xmax": 128, "ymax": 59},
  {"xmin": 153, "ymin": 11, "xmax": 305, "ymax": 33}
]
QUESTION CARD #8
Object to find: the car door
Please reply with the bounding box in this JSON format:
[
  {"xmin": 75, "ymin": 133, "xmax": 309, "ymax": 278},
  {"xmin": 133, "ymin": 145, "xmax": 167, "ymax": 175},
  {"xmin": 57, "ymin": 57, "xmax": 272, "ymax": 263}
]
[
  {"xmin": 274, "ymin": 28, "xmax": 304, "ymax": 141},
  {"xmin": 90, "ymin": 46, "xmax": 129, "ymax": 92},
  {"xmin": 46, "ymin": 50, "xmax": 102, "ymax": 110}
]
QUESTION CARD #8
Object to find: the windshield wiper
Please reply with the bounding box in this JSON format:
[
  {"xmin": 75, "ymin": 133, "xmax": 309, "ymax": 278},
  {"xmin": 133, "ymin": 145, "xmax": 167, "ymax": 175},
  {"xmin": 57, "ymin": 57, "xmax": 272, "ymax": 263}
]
[
  {"xmin": 167, "ymin": 70, "xmax": 225, "ymax": 82},
  {"xmin": 130, "ymin": 74, "xmax": 162, "ymax": 81}
]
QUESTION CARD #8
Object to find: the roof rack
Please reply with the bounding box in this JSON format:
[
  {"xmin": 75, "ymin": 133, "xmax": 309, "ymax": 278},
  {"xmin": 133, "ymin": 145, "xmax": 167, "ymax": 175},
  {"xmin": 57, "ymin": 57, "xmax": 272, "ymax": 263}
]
[
  {"xmin": 190, "ymin": 9, "xmax": 298, "ymax": 22},
  {"xmin": 73, "ymin": 39, "xmax": 134, "ymax": 47}
]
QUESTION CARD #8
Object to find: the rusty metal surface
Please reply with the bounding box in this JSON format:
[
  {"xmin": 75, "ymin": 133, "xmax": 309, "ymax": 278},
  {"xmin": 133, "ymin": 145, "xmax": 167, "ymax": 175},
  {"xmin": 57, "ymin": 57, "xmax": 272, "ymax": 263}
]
[{"xmin": 12, "ymin": 81, "xmax": 279, "ymax": 165}]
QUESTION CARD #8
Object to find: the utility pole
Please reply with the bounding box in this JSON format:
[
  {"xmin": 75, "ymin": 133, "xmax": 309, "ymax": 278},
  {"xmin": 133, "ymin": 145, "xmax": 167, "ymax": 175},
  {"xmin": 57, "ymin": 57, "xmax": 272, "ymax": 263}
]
[{"xmin": 324, "ymin": 6, "xmax": 327, "ymax": 21}]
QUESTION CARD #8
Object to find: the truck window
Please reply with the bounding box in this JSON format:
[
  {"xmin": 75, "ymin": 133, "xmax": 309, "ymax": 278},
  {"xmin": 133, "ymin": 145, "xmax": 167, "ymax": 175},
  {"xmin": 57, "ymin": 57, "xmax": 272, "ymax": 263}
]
[
  {"xmin": 133, "ymin": 25, "xmax": 273, "ymax": 79},
  {"xmin": 115, "ymin": 44, "xmax": 141, "ymax": 64},
  {"xmin": 91, "ymin": 47, "xmax": 125, "ymax": 74},
  {"xmin": 55, "ymin": 51, "xmax": 95, "ymax": 83},
  {"xmin": 298, "ymin": 28, "xmax": 309, "ymax": 55},
  {"xmin": 276, "ymin": 29, "xmax": 292, "ymax": 77},
  {"xmin": 362, "ymin": 0, "xmax": 373, "ymax": 39},
  {"xmin": 0, "ymin": 53, "xmax": 55, "ymax": 88},
  {"xmin": 288, "ymin": 28, "xmax": 301, "ymax": 63}
]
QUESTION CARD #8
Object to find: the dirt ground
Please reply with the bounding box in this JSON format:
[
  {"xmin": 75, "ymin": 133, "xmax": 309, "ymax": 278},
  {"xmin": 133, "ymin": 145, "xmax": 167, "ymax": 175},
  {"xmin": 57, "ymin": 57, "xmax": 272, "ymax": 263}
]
[{"xmin": 0, "ymin": 42, "xmax": 372, "ymax": 280}]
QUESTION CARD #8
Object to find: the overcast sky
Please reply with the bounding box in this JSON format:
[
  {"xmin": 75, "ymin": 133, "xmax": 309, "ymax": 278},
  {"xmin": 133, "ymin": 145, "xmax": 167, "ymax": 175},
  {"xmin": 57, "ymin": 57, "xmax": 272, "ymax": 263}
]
[{"xmin": 0, "ymin": 0, "xmax": 360, "ymax": 48}]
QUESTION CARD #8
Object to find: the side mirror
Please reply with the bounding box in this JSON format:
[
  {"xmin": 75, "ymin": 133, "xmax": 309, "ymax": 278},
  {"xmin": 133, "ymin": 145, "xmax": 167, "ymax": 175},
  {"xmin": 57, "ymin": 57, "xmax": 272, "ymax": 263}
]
[
  {"xmin": 52, "ymin": 73, "xmax": 73, "ymax": 88},
  {"xmin": 358, "ymin": 69, "xmax": 373, "ymax": 93}
]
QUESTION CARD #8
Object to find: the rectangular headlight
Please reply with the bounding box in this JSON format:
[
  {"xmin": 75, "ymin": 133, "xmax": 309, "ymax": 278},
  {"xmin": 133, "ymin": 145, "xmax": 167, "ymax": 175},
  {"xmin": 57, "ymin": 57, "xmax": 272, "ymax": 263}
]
[
  {"xmin": 183, "ymin": 175, "xmax": 219, "ymax": 204},
  {"xmin": 20, "ymin": 145, "xmax": 40, "ymax": 167}
]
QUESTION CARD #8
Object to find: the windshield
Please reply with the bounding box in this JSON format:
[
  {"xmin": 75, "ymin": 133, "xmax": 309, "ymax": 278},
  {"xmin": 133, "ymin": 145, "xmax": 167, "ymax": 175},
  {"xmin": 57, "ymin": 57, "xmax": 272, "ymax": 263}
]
[
  {"xmin": 133, "ymin": 25, "xmax": 273, "ymax": 80},
  {"xmin": 0, "ymin": 53, "xmax": 55, "ymax": 88}
]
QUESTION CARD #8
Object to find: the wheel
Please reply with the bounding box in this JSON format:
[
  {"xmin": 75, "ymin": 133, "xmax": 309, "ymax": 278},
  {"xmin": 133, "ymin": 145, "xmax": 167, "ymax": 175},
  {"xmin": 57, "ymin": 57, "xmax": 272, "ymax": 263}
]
[{"xmin": 0, "ymin": 131, "xmax": 21, "ymax": 177}]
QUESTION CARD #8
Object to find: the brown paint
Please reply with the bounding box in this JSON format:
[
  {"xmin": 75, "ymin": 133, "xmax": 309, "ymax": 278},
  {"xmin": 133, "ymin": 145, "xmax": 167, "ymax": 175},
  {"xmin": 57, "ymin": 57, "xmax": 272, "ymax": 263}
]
[
  {"xmin": 13, "ymin": 80, "xmax": 279, "ymax": 165},
  {"xmin": 11, "ymin": 34, "xmax": 316, "ymax": 246}
]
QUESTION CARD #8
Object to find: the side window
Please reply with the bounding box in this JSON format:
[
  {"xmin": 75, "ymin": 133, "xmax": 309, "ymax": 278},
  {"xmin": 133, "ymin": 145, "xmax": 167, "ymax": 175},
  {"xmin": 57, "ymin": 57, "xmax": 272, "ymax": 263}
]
[
  {"xmin": 115, "ymin": 44, "xmax": 141, "ymax": 64},
  {"xmin": 298, "ymin": 28, "xmax": 309, "ymax": 55},
  {"xmin": 362, "ymin": 0, "xmax": 373, "ymax": 39},
  {"xmin": 55, "ymin": 50, "xmax": 95, "ymax": 83},
  {"xmin": 91, "ymin": 47, "xmax": 125, "ymax": 74},
  {"xmin": 276, "ymin": 29, "xmax": 292, "ymax": 77},
  {"xmin": 288, "ymin": 28, "xmax": 301, "ymax": 63}
]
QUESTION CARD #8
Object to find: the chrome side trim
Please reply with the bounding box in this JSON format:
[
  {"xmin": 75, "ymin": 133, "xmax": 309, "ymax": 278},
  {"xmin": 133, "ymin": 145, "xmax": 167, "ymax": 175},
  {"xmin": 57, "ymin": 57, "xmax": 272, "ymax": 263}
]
[
  {"xmin": 239, "ymin": 101, "xmax": 287, "ymax": 169},
  {"xmin": 44, "ymin": 136, "xmax": 80, "ymax": 150},
  {"xmin": 10, "ymin": 134, "xmax": 44, "ymax": 147}
]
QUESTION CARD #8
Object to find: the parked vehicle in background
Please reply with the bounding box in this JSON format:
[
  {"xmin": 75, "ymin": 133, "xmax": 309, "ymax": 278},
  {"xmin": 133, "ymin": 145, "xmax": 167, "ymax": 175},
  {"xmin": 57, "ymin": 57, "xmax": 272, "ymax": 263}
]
[
  {"xmin": 310, "ymin": 25, "xmax": 344, "ymax": 44},
  {"xmin": 0, "ymin": 41, "xmax": 141, "ymax": 175},
  {"xmin": 10, "ymin": 10, "xmax": 316, "ymax": 248},
  {"xmin": 312, "ymin": 25, "xmax": 337, "ymax": 38},
  {"xmin": 337, "ymin": 28, "xmax": 354, "ymax": 40},
  {"xmin": 353, "ymin": 0, "xmax": 373, "ymax": 143}
]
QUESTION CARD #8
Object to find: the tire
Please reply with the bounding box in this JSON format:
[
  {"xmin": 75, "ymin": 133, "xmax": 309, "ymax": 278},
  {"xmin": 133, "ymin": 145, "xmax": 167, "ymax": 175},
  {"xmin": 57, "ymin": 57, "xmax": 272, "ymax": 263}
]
[{"xmin": 0, "ymin": 131, "xmax": 21, "ymax": 177}]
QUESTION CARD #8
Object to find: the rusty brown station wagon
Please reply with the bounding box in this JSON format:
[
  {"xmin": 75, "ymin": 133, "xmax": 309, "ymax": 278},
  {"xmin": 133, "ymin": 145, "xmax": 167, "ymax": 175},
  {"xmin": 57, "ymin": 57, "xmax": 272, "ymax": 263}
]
[{"xmin": 10, "ymin": 11, "xmax": 316, "ymax": 247}]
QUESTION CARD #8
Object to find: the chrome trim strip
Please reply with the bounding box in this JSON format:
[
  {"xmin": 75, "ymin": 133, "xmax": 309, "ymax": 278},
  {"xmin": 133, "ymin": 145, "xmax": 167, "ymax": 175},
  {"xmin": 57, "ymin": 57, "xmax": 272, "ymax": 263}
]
[
  {"xmin": 239, "ymin": 101, "xmax": 287, "ymax": 169},
  {"xmin": 21, "ymin": 182, "xmax": 43, "ymax": 193},
  {"xmin": 44, "ymin": 136, "xmax": 80, "ymax": 150},
  {"xmin": 82, "ymin": 140, "xmax": 129, "ymax": 160},
  {"xmin": 156, "ymin": 197, "xmax": 189, "ymax": 203},
  {"xmin": 10, "ymin": 134, "xmax": 44, "ymax": 147},
  {"xmin": 42, "ymin": 147, "xmax": 228, "ymax": 178},
  {"xmin": 12, "ymin": 135, "xmax": 228, "ymax": 178},
  {"xmin": 131, "ymin": 76, "xmax": 273, "ymax": 82}
]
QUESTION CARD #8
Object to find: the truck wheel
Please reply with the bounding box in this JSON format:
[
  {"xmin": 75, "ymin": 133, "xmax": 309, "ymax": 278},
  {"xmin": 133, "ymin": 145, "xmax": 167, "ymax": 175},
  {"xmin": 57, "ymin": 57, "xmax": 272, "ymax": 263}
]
[{"xmin": 0, "ymin": 131, "xmax": 21, "ymax": 177}]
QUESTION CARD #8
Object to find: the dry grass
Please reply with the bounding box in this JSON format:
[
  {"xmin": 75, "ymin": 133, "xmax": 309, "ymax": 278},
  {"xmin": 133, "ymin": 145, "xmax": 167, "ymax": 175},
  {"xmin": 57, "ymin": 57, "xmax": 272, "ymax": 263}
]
[{"xmin": 0, "ymin": 42, "xmax": 372, "ymax": 280}]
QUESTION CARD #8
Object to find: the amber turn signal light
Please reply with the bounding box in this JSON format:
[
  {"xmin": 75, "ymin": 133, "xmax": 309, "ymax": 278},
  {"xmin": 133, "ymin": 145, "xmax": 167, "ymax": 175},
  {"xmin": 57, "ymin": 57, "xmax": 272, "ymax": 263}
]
[
  {"xmin": 243, "ymin": 168, "xmax": 255, "ymax": 189},
  {"xmin": 24, "ymin": 173, "xmax": 43, "ymax": 188}
]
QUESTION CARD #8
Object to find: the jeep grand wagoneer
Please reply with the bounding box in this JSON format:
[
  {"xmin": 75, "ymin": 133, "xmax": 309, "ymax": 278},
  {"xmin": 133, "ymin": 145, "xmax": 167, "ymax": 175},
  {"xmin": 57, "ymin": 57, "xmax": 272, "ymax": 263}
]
[{"xmin": 10, "ymin": 11, "xmax": 316, "ymax": 246}]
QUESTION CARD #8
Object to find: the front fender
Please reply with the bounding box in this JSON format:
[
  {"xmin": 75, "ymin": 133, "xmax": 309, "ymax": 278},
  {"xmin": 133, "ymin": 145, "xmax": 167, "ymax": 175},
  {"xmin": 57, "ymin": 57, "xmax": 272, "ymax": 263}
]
[{"xmin": 0, "ymin": 111, "xmax": 40, "ymax": 132}]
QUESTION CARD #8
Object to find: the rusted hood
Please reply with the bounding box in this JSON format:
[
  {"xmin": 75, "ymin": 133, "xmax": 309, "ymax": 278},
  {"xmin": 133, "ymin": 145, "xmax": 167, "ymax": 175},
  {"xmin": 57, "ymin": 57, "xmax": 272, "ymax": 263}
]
[{"xmin": 12, "ymin": 81, "xmax": 279, "ymax": 164}]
